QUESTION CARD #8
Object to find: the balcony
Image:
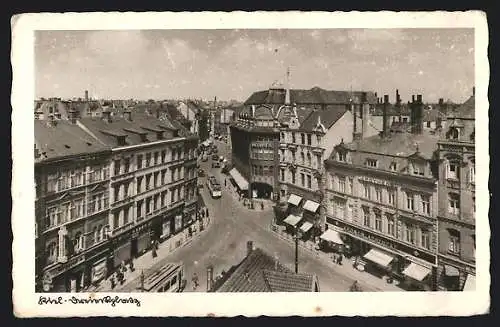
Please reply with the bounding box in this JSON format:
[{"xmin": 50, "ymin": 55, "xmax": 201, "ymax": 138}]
[{"xmin": 445, "ymin": 178, "xmax": 461, "ymax": 190}]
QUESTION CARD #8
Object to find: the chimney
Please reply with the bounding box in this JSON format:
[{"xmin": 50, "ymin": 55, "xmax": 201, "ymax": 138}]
[
  {"xmin": 382, "ymin": 94, "xmax": 389, "ymax": 137},
  {"xmin": 412, "ymin": 95, "xmax": 415, "ymax": 103},
  {"xmin": 102, "ymin": 110, "xmax": 112, "ymax": 123},
  {"xmin": 124, "ymin": 110, "xmax": 132, "ymax": 121},
  {"xmin": 361, "ymin": 92, "xmax": 369, "ymax": 138},
  {"xmin": 85, "ymin": 90, "xmax": 89, "ymax": 102},
  {"xmin": 285, "ymin": 67, "xmax": 291, "ymax": 105},
  {"xmin": 473, "ymin": 87, "xmax": 475, "ymax": 96},
  {"xmin": 352, "ymin": 100, "xmax": 360, "ymax": 140},
  {"xmin": 68, "ymin": 109, "xmax": 78, "ymax": 124},
  {"xmin": 396, "ymin": 89, "xmax": 401, "ymax": 106},
  {"xmin": 247, "ymin": 241, "xmax": 253, "ymax": 257},
  {"xmin": 411, "ymin": 96, "xmax": 424, "ymax": 134},
  {"xmin": 206, "ymin": 265, "xmax": 214, "ymax": 291}
]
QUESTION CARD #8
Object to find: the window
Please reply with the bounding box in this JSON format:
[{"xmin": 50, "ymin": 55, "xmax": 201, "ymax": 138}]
[
  {"xmin": 426, "ymin": 121, "xmax": 431, "ymax": 128},
  {"xmin": 363, "ymin": 183, "xmax": 371, "ymax": 200},
  {"xmin": 137, "ymin": 155, "xmax": 143, "ymax": 169},
  {"xmin": 405, "ymin": 224, "xmax": 416, "ymax": 244},
  {"xmin": 123, "ymin": 207, "xmax": 129, "ymax": 225},
  {"xmin": 412, "ymin": 162, "xmax": 425, "ymax": 176},
  {"xmin": 280, "ymin": 149, "xmax": 285, "ymax": 162},
  {"xmin": 146, "ymin": 153, "xmax": 152, "ymax": 167},
  {"xmin": 307, "ymin": 175, "xmax": 312, "ymax": 189},
  {"xmin": 348, "ymin": 177, "xmax": 354, "ymax": 195},
  {"xmin": 366, "ymin": 159, "xmax": 378, "ymax": 168},
  {"xmin": 306, "ymin": 153, "xmax": 311, "ymax": 166},
  {"xmin": 388, "ymin": 189, "xmax": 395, "ymax": 206},
  {"xmin": 316, "ymin": 134, "xmax": 322, "ymax": 144},
  {"xmin": 280, "ymin": 168, "xmax": 285, "ymax": 181},
  {"xmin": 291, "ymin": 150, "xmax": 296, "ymax": 163},
  {"xmin": 335, "ymin": 200, "xmax": 345, "ymax": 219},
  {"xmin": 301, "ymin": 133, "xmax": 305, "ymax": 145},
  {"xmin": 387, "ymin": 214, "xmax": 395, "ymax": 236},
  {"xmin": 421, "ymin": 230, "xmax": 430, "ymax": 249},
  {"xmin": 375, "ymin": 212, "xmax": 382, "ymax": 232},
  {"xmin": 300, "ymin": 173, "xmax": 305, "ymax": 187},
  {"xmin": 448, "ymin": 229, "xmax": 461, "ymax": 254},
  {"xmin": 123, "ymin": 158, "xmax": 130, "ymax": 173},
  {"xmin": 161, "ymin": 150, "xmax": 166, "ymax": 164},
  {"xmin": 113, "ymin": 212, "xmax": 120, "ymax": 229},
  {"xmin": 472, "ymin": 197, "xmax": 476, "ymax": 216},
  {"xmin": 421, "ymin": 195, "xmax": 431, "ymax": 215},
  {"xmin": 470, "ymin": 163, "xmax": 475, "ymax": 184},
  {"xmin": 316, "ymin": 154, "xmax": 322, "ymax": 168},
  {"xmin": 291, "ymin": 171, "xmax": 296, "ymax": 184},
  {"xmin": 137, "ymin": 176, "xmax": 143, "ymax": 194},
  {"xmin": 154, "ymin": 152, "xmax": 159, "ymax": 166},
  {"xmin": 338, "ymin": 152, "xmax": 346, "ymax": 162},
  {"xmin": 448, "ymin": 193, "xmax": 460, "ymax": 215},
  {"xmin": 446, "ymin": 161, "xmax": 459, "ymax": 180},
  {"xmin": 146, "ymin": 198, "xmax": 152, "ymax": 214},
  {"xmin": 307, "ymin": 134, "xmax": 312, "ymax": 145},
  {"xmin": 363, "ymin": 209, "xmax": 371, "ymax": 228},
  {"xmin": 137, "ymin": 200, "xmax": 143, "ymax": 218},
  {"xmin": 280, "ymin": 132, "xmax": 285, "ymax": 141},
  {"xmin": 375, "ymin": 187, "xmax": 382, "ymax": 203},
  {"xmin": 46, "ymin": 242, "xmax": 58, "ymax": 264},
  {"xmin": 338, "ymin": 177, "xmax": 346, "ymax": 193},
  {"xmin": 448, "ymin": 127, "xmax": 459, "ymax": 140},
  {"xmin": 292, "ymin": 133, "xmax": 296, "ymax": 143},
  {"xmin": 405, "ymin": 192, "xmax": 414, "ymax": 211},
  {"xmin": 47, "ymin": 206, "xmax": 59, "ymax": 228},
  {"xmin": 300, "ymin": 152, "xmax": 305, "ymax": 165},
  {"xmin": 389, "ymin": 162, "xmax": 397, "ymax": 171}
]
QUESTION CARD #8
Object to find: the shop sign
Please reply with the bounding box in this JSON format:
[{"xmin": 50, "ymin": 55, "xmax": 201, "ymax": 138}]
[
  {"xmin": 340, "ymin": 222, "xmax": 436, "ymax": 265},
  {"xmin": 359, "ymin": 176, "xmax": 395, "ymax": 187},
  {"xmin": 91, "ymin": 260, "xmax": 107, "ymax": 283}
]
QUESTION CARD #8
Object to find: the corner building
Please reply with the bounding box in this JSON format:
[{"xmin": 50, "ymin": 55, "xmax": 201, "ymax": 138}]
[
  {"xmin": 325, "ymin": 95, "xmax": 440, "ymax": 291},
  {"xmin": 436, "ymin": 90, "xmax": 476, "ymax": 291}
]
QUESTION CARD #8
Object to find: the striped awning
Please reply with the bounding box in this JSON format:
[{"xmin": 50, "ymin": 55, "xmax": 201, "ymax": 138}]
[
  {"xmin": 300, "ymin": 222, "xmax": 313, "ymax": 233},
  {"xmin": 363, "ymin": 248, "xmax": 394, "ymax": 268},
  {"xmin": 303, "ymin": 200, "xmax": 320, "ymax": 213},
  {"xmin": 403, "ymin": 263, "xmax": 431, "ymax": 282},
  {"xmin": 287, "ymin": 194, "xmax": 302, "ymax": 206},
  {"xmin": 283, "ymin": 214, "xmax": 302, "ymax": 227}
]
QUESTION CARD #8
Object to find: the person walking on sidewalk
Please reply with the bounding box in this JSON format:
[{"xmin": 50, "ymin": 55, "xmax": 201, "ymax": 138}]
[
  {"xmin": 337, "ymin": 253, "xmax": 343, "ymax": 265},
  {"xmin": 192, "ymin": 273, "xmax": 199, "ymax": 290},
  {"xmin": 205, "ymin": 208, "xmax": 209, "ymax": 217},
  {"xmin": 261, "ymin": 201, "xmax": 264, "ymax": 210}
]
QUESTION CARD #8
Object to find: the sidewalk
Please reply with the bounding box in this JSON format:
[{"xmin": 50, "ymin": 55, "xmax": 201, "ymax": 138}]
[
  {"xmin": 270, "ymin": 224, "xmax": 404, "ymax": 292},
  {"xmin": 224, "ymin": 182, "xmax": 274, "ymax": 212},
  {"xmin": 88, "ymin": 215, "xmax": 212, "ymax": 292}
]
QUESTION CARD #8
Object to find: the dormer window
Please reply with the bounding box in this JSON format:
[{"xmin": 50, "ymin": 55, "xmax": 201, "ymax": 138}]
[
  {"xmin": 447, "ymin": 127, "xmax": 460, "ymax": 140},
  {"xmin": 389, "ymin": 162, "xmax": 397, "ymax": 171},
  {"xmin": 337, "ymin": 151, "xmax": 347, "ymax": 162},
  {"xmin": 411, "ymin": 162, "xmax": 425, "ymax": 176},
  {"xmin": 366, "ymin": 159, "xmax": 378, "ymax": 168}
]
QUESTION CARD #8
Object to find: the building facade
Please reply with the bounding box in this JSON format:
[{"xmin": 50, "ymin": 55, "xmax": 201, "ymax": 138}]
[
  {"xmin": 324, "ymin": 95, "xmax": 441, "ymax": 291},
  {"xmin": 436, "ymin": 90, "xmax": 476, "ymax": 291},
  {"xmin": 35, "ymin": 108, "xmax": 200, "ymax": 292},
  {"xmin": 35, "ymin": 117, "xmax": 112, "ymax": 292}
]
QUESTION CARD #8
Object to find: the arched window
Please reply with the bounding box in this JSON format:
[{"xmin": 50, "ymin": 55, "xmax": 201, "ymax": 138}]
[{"xmin": 447, "ymin": 127, "xmax": 459, "ymax": 140}]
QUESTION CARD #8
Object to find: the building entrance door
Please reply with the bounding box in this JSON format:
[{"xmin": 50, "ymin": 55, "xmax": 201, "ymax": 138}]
[{"xmin": 131, "ymin": 238, "xmax": 138, "ymax": 258}]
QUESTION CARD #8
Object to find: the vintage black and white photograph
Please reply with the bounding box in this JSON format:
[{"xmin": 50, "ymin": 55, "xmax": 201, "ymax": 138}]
[{"xmin": 12, "ymin": 11, "xmax": 489, "ymax": 317}]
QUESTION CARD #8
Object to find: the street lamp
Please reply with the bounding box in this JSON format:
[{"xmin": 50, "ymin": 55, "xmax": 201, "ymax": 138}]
[{"xmin": 294, "ymin": 224, "xmax": 302, "ymax": 274}]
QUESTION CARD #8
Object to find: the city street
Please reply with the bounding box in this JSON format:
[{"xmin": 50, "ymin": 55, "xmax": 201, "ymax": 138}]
[{"xmin": 114, "ymin": 139, "xmax": 398, "ymax": 293}]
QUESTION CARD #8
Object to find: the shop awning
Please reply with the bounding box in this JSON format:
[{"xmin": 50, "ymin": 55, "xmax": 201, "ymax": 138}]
[
  {"xmin": 463, "ymin": 274, "xmax": 476, "ymax": 291},
  {"xmin": 403, "ymin": 263, "xmax": 431, "ymax": 282},
  {"xmin": 303, "ymin": 200, "xmax": 320, "ymax": 213},
  {"xmin": 363, "ymin": 248, "xmax": 394, "ymax": 268},
  {"xmin": 300, "ymin": 221, "xmax": 313, "ymax": 233},
  {"xmin": 444, "ymin": 265, "xmax": 460, "ymax": 277},
  {"xmin": 229, "ymin": 168, "xmax": 248, "ymax": 191},
  {"xmin": 287, "ymin": 194, "xmax": 302, "ymax": 206},
  {"xmin": 283, "ymin": 214, "xmax": 302, "ymax": 227},
  {"xmin": 320, "ymin": 229, "xmax": 344, "ymax": 245}
]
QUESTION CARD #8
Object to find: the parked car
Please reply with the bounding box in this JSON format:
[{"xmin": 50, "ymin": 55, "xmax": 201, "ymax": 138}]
[
  {"xmin": 198, "ymin": 168, "xmax": 206, "ymax": 177},
  {"xmin": 212, "ymin": 161, "xmax": 221, "ymax": 168},
  {"xmin": 211, "ymin": 154, "xmax": 219, "ymax": 161},
  {"xmin": 221, "ymin": 165, "xmax": 230, "ymax": 174}
]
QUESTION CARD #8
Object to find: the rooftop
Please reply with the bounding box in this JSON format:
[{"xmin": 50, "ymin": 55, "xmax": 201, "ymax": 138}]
[
  {"xmin": 337, "ymin": 131, "xmax": 440, "ymax": 160},
  {"xmin": 300, "ymin": 104, "xmax": 348, "ymax": 131},
  {"xmin": 448, "ymin": 95, "xmax": 475, "ymax": 119},
  {"xmin": 35, "ymin": 119, "xmax": 109, "ymax": 162},
  {"xmin": 245, "ymin": 87, "xmax": 377, "ymax": 105},
  {"xmin": 214, "ymin": 248, "xmax": 318, "ymax": 292}
]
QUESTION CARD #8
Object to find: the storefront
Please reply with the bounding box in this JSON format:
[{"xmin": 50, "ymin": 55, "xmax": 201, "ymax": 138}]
[
  {"xmin": 437, "ymin": 256, "xmax": 475, "ymax": 291},
  {"xmin": 327, "ymin": 216, "xmax": 438, "ymax": 289},
  {"xmin": 319, "ymin": 228, "xmax": 345, "ymax": 253}
]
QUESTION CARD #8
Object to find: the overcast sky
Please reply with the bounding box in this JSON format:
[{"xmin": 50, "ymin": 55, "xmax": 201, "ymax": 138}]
[{"xmin": 35, "ymin": 29, "xmax": 474, "ymax": 103}]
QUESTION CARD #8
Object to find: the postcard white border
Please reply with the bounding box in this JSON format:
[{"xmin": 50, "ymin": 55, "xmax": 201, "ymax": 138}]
[{"xmin": 11, "ymin": 11, "xmax": 490, "ymax": 317}]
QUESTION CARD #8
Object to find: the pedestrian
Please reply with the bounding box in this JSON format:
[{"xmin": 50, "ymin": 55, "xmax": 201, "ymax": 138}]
[
  {"xmin": 129, "ymin": 259, "xmax": 135, "ymax": 272},
  {"xmin": 224, "ymin": 179, "xmax": 227, "ymax": 187},
  {"xmin": 261, "ymin": 202, "xmax": 264, "ymax": 210},
  {"xmin": 332, "ymin": 253, "xmax": 337, "ymax": 264},
  {"xmin": 206, "ymin": 208, "xmax": 209, "ymax": 217},
  {"xmin": 338, "ymin": 253, "xmax": 343, "ymax": 265},
  {"xmin": 152, "ymin": 247, "xmax": 157, "ymax": 258},
  {"xmin": 110, "ymin": 276, "xmax": 115, "ymax": 289}
]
